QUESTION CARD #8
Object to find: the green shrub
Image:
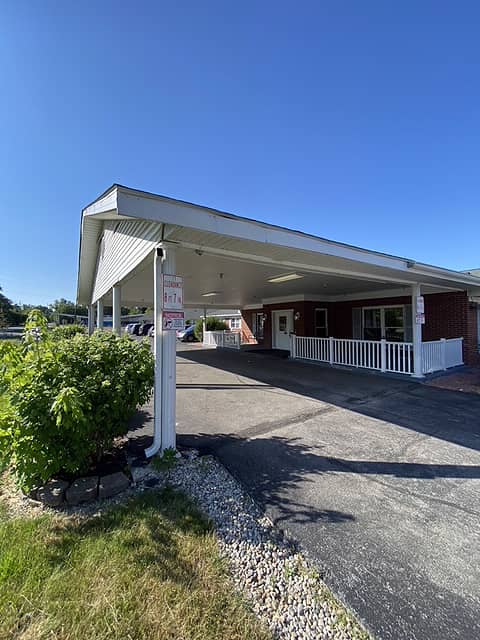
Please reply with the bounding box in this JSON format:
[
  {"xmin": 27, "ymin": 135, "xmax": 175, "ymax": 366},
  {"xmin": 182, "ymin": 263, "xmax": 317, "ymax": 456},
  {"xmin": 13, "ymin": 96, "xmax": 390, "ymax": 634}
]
[
  {"xmin": 193, "ymin": 317, "xmax": 229, "ymax": 341},
  {"xmin": 50, "ymin": 324, "xmax": 86, "ymax": 340},
  {"xmin": 0, "ymin": 311, "xmax": 154, "ymax": 490}
]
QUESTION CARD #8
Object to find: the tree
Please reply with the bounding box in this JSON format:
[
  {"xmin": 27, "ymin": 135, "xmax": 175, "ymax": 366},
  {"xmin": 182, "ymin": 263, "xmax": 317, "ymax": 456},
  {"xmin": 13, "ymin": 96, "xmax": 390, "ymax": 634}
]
[
  {"xmin": 49, "ymin": 298, "xmax": 87, "ymax": 317},
  {"xmin": 0, "ymin": 286, "xmax": 23, "ymax": 327}
]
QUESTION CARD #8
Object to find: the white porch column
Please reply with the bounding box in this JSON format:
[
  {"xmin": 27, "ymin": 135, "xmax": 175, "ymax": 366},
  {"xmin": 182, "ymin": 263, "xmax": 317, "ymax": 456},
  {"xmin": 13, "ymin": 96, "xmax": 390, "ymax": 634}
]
[
  {"xmin": 411, "ymin": 284, "xmax": 424, "ymax": 377},
  {"xmin": 161, "ymin": 246, "xmax": 177, "ymax": 451},
  {"xmin": 112, "ymin": 284, "xmax": 121, "ymax": 336},
  {"xmin": 87, "ymin": 305, "xmax": 94, "ymax": 336},
  {"xmin": 145, "ymin": 244, "xmax": 177, "ymax": 457},
  {"xmin": 96, "ymin": 299, "xmax": 104, "ymax": 330}
]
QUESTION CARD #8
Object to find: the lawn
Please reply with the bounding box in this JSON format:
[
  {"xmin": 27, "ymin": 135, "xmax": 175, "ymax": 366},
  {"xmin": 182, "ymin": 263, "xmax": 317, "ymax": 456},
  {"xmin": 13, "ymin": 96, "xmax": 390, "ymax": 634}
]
[{"xmin": 0, "ymin": 487, "xmax": 271, "ymax": 640}]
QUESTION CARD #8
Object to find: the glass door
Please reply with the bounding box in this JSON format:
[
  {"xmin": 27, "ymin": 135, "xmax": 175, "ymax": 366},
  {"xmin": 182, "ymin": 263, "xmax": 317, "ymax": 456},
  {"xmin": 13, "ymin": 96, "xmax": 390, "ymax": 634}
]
[
  {"xmin": 384, "ymin": 307, "xmax": 405, "ymax": 342},
  {"xmin": 363, "ymin": 308, "xmax": 382, "ymax": 340}
]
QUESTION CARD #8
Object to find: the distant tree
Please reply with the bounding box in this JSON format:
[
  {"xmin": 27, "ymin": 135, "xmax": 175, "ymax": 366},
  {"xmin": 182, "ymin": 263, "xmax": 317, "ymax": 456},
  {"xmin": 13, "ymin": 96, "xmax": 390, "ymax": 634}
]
[
  {"xmin": 49, "ymin": 298, "xmax": 87, "ymax": 317},
  {"xmin": 0, "ymin": 286, "xmax": 21, "ymax": 327}
]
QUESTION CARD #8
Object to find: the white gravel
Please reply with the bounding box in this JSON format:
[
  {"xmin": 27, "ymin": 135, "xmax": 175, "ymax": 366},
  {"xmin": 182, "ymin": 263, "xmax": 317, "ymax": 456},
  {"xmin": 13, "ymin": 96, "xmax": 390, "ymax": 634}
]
[{"xmin": 133, "ymin": 450, "xmax": 370, "ymax": 640}]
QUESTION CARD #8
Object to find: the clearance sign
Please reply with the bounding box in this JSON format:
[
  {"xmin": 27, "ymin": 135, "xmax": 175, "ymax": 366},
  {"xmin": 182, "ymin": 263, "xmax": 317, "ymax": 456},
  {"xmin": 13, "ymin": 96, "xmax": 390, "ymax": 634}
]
[
  {"xmin": 161, "ymin": 275, "xmax": 185, "ymax": 331},
  {"xmin": 162, "ymin": 275, "xmax": 184, "ymax": 310}
]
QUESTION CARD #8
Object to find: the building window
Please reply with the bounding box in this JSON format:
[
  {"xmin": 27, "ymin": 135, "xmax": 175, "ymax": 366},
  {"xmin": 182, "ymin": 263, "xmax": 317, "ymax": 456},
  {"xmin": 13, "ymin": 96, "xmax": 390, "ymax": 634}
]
[
  {"xmin": 230, "ymin": 317, "xmax": 241, "ymax": 330},
  {"xmin": 252, "ymin": 312, "xmax": 265, "ymax": 340},
  {"xmin": 359, "ymin": 305, "xmax": 412, "ymax": 343},
  {"xmin": 314, "ymin": 308, "xmax": 328, "ymax": 338}
]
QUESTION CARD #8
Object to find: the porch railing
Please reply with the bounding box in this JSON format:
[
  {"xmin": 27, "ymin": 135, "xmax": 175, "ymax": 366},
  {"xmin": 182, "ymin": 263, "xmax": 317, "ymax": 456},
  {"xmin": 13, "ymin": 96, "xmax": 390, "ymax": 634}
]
[
  {"xmin": 203, "ymin": 330, "xmax": 241, "ymax": 350},
  {"xmin": 291, "ymin": 336, "xmax": 414, "ymax": 374},
  {"xmin": 292, "ymin": 335, "xmax": 464, "ymax": 376},
  {"xmin": 421, "ymin": 337, "xmax": 463, "ymax": 373}
]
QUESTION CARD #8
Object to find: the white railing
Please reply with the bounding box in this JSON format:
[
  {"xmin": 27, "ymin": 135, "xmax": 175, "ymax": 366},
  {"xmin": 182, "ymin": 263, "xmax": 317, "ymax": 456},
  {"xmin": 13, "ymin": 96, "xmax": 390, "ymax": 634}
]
[
  {"xmin": 292, "ymin": 335, "xmax": 464, "ymax": 376},
  {"xmin": 203, "ymin": 330, "xmax": 241, "ymax": 350},
  {"xmin": 422, "ymin": 337, "xmax": 463, "ymax": 373},
  {"xmin": 292, "ymin": 336, "xmax": 414, "ymax": 375}
]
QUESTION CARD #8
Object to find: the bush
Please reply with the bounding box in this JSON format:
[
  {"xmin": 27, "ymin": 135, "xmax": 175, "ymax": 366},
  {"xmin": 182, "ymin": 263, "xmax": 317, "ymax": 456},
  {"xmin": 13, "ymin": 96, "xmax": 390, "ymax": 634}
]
[
  {"xmin": 193, "ymin": 317, "xmax": 229, "ymax": 341},
  {"xmin": 50, "ymin": 324, "xmax": 86, "ymax": 340},
  {"xmin": 0, "ymin": 311, "xmax": 154, "ymax": 490}
]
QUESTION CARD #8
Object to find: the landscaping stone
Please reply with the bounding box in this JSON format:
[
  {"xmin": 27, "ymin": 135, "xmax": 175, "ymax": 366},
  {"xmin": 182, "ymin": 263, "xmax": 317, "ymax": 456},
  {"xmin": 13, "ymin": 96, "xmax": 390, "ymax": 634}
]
[
  {"xmin": 37, "ymin": 479, "xmax": 69, "ymax": 506},
  {"xmin": 134, "ymin": 456, "xmax": 370, "ymax": 640},
  {"xmin": 65, "ymin": 476, "xmax": 98, "ymax": 505},
  {"xmin": 98, "ymin": 471, "xmax": 130, "ymax": 499}
]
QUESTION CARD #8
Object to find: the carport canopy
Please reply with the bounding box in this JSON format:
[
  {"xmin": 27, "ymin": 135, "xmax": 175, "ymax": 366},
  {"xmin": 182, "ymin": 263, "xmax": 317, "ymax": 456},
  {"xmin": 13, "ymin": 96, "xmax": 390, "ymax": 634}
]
[{"xmin": 77, "ymin": 184, "xmax": 480, "ymax": 456}]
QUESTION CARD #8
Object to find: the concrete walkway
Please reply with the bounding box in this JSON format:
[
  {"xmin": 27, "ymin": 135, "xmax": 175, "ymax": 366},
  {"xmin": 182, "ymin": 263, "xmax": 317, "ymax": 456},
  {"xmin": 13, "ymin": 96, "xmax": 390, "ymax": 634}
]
[{"xmin": 130, "ymin": 344, "xmax": 480, "ymax": 640}]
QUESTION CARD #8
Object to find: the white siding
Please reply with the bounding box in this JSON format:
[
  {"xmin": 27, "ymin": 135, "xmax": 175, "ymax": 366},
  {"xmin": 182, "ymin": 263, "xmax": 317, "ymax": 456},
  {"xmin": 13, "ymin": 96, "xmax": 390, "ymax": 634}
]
[{"xmin": 91, "ymin": 219, "xmax": 163, "ymax": 303}]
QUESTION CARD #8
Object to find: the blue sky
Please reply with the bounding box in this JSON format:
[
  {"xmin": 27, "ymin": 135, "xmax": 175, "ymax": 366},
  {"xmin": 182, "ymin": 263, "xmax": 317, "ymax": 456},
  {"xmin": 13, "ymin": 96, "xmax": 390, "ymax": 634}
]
[{"xmin": 1, "ymin": 1, "xmax": 479, "ymax": 305}]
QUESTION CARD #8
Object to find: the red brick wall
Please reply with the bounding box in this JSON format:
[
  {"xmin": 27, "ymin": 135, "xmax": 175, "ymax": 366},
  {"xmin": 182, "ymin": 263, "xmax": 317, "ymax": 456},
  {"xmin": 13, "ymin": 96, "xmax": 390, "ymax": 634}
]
[{"xmin": 422, "ymin": 291, "xmax": 479, "ymax": 365}]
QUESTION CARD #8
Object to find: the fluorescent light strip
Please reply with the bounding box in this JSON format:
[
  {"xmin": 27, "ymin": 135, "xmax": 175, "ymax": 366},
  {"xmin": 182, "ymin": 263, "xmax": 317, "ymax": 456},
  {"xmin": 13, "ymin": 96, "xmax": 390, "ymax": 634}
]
[
  {"xmin": 267, "ymin": 273, "xmax": 304, "ymax": 284},
  {"xmin": 201, "ymin": 291, "xmax": 219, "ymax": 297}
]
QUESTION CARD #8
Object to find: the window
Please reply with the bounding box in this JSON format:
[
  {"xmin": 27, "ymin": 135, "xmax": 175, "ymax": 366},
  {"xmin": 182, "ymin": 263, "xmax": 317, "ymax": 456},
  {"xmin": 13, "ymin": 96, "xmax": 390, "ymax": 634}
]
[
  {"xmin": 314, "ymin": 308, "xmax": 328, "ymax": 337},
  {"xmin": 356, "ymin": 305, "xmax": 412, "ymax": 343},
  {"xmin": 252, "ymin": 312, "xmax": 265, "ymax": 340},
  {"xmin": 230, "ymin": 317, "xmax": 241, "ymax": 330}
]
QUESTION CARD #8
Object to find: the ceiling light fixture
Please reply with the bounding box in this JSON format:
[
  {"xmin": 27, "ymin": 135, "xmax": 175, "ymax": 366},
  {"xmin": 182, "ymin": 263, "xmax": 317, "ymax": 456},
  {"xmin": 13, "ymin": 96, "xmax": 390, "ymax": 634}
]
[
  {"xmin": 267, "ymin": 273, "xmax": 304, "ymax": 284},
  {"xmin": 201, "ymin": 291, "xmax": 219, "ymax": 297}
]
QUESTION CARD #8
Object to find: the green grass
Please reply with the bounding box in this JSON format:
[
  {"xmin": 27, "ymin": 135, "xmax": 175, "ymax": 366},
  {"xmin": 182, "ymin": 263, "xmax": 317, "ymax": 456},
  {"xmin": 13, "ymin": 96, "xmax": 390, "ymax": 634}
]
[{"xmin": 0, "ymin": 488, "xmax": 271, "ymax": 640}]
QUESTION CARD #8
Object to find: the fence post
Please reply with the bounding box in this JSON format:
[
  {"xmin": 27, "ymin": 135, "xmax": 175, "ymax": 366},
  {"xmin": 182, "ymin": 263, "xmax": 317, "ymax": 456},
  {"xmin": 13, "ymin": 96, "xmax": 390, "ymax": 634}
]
[
  {"xmin": 290, "ymin": 334, "xmax": 296, "ymax": 359},
  {"xmin": 441, "ymin": 338, "xmax": 447, "ymax": 370},
  {"xmin": 329, "ymin": 337, "xmax": 334, "ymax": 365},
  {"xmin": 381, "ymin": 339, "xmax": 387, "ymax": 372}
]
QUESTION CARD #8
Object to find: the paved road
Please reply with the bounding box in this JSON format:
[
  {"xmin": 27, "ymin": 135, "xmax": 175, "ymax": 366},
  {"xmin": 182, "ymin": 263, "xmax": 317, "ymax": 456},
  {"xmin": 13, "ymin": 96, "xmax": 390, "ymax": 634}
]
[{"xmin": 130, "ymin": 344, "xmax": 480, "ymax": 640}]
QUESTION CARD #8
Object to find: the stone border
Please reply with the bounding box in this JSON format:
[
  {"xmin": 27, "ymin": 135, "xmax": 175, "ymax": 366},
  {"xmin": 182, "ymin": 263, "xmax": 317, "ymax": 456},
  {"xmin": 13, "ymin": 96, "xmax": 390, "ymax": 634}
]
[{"xmin": 32, "ymin": 471, "xmax": 131, "ymax": 507}]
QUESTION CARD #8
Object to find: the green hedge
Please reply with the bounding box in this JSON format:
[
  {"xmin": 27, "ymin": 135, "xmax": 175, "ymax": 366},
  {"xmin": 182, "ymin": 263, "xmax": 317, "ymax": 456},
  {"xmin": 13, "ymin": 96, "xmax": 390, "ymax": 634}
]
[
  {"xmin": 193, "ymin": 317, "xmax": 229, "ymax": 341},
  {"xmin": 0, "ymin": 311, "xmax": 154, "ymax": 490}
]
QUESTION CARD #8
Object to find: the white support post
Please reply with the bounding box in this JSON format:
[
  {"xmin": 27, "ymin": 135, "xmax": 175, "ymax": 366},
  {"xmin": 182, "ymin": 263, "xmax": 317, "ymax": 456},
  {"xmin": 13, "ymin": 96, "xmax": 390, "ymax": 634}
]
[
  {"xmin": 411, "ymin": 284, "xmax": 424, "ymax": 377},
  {"xmin": 145, "ymin": 247, "xmax": 164, "ymax": 458},
  {"xmin": 161, "ymin": 246, "xmax": 176, "ymax": 451},
  {"xmin": 112, "ymin": 284, "xmax": 121, "ymax": 336},
  {"xmin": 96, "ymin": 299, "xmax": 104, "ymax": 330},
  {"xmin": 381, "ymin": 339, "xmax": 387, "ymax": 372},
  {"xmin": 87, "ymin": 305, "xmax": 94, "ymax": 336},
  {"xmin": 441, "ymin": 338, "xmax": 447, "ymax": 370}
]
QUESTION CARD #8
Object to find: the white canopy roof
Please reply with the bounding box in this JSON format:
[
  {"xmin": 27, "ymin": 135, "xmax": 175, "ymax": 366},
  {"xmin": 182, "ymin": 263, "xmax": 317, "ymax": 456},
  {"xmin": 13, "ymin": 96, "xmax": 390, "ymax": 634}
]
[{"xmin": 77, "ymin": 184, "xmax": 480, "ymax": 307}]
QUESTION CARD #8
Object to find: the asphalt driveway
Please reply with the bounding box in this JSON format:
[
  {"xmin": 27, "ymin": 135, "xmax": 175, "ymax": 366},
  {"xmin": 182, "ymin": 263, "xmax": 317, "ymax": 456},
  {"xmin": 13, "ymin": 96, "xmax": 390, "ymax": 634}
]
[{"xmin": 131, "ymin": 344, "xmax": 480, "ymax": 640}]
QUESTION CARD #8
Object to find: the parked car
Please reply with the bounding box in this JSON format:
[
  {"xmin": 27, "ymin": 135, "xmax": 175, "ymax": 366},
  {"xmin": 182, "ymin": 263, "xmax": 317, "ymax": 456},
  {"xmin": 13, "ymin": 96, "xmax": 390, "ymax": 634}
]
[
  {"xmin": 140, "ymin": 323, "xmax": 153, "ymax": 336},
  {"xmin": 125, "ymin": 322, "xmax": 142, "ymax": 336},
  {"xmin": 177, "ymin": 325, "xmax": 197, "ymax": 342}
]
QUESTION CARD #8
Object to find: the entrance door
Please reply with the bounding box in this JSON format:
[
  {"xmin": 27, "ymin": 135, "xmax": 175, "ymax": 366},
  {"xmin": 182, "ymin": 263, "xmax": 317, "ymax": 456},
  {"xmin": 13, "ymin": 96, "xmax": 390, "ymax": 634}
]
[{"xmin": 272, "ymin": 310, "xmax": 294, "ymax": 350}]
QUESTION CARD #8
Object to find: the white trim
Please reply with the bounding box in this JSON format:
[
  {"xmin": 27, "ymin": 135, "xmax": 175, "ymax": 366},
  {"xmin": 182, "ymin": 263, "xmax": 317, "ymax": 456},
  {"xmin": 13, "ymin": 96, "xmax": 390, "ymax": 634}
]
[{"xmin": 243, "ymin": 303, "xmax": 264, "ymax": 310}]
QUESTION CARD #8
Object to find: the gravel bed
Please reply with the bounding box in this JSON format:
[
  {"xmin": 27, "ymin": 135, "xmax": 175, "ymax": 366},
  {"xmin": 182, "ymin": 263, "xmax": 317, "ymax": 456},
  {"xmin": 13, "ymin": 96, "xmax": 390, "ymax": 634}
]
[
  {"xmin": 1, "ymin": 452, "xmax": 370, "ymax": 640},
  {"xmin": 134, "ymin": 451, "xmax": 370, "ymax": 640}
]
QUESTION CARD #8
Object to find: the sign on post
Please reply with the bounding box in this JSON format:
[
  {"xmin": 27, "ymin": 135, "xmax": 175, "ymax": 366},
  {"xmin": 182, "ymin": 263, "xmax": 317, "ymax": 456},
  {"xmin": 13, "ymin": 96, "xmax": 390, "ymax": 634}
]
[
  {"xmin": 163, "ymin": 311, "xmax": 185, "ymax": 331},
  {"xmin": 162, "ymin": 275, "xmax": 183, "ymax": 310},
  {"xmin": 160, "ymin": 275, "xmax": 184, "ymax": 331},
  {"xmin": 415, "ymin": 295, "xmax": 425, "ymax": 324}
]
